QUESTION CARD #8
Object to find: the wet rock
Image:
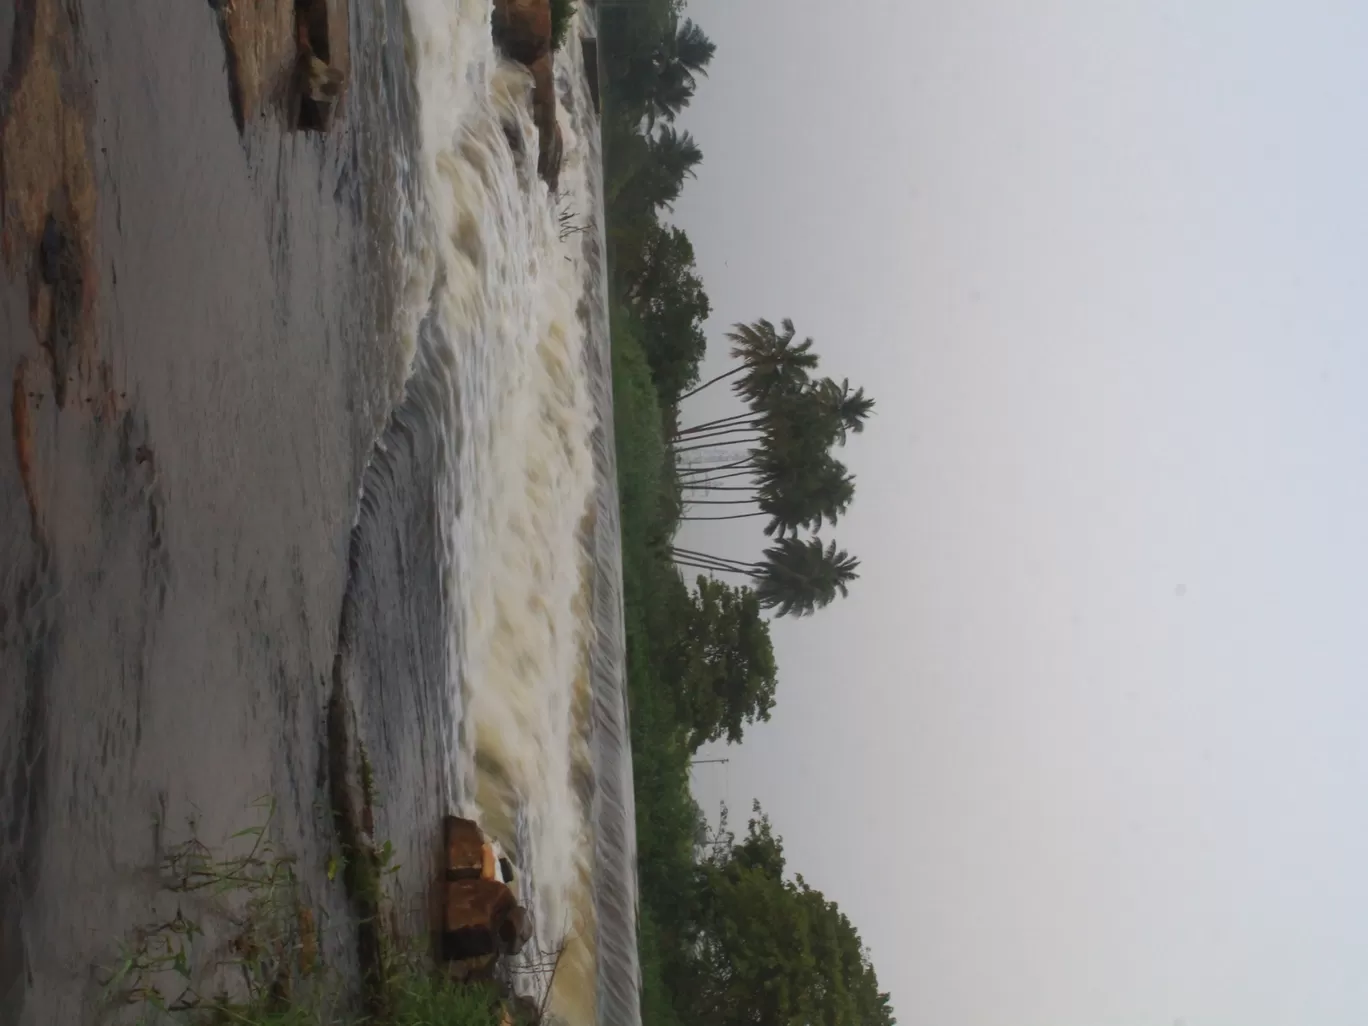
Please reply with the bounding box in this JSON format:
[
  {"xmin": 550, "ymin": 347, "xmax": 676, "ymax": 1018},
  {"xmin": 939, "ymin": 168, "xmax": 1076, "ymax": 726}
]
[
  {"xmin": 291, "ymin": 0, "xmax": 348, "ymax": 132},
  {"xmin": 538, "ymin": 118, "xmax": 564, "ymax": 192},
  {"xmin": 302, "ymin": 52, "xmax": 344, "ymax": 102},
  {"xmin": 502, "ymin": 118, "xmax": 525, "ymax": 159},
  {"xmin": 529, "ymin": 53, "xmax": 554, "ymax": 128},
  {"xmin": 11, "ymin": 353, "xmax": 53, "ymax": 543},
  {"xmin": 1, "ymin": 0, "xmax": 98, "ymax": 361},
  {"xmin": 207, "ymin": 0, "xmax": 349, "ymax": 132},
  {"xmin": 293, "ymin": 44, "xmax": 345, "ymax": 131},
  {"xmin": 492, "ymin": 0, "xmax": 552, "ymax": 65},
  {"xmin": 12, "ymin": 362, "xmax": 38, "ymax": 539},
  {"xmin": 528, "ymin": 54, "xmax": 563, "ymax": 191},
  {"xmin": 39, "ymin": 215, "xmax": 61, "ymax": 285},
  {"xmin": 444, "ymin": 814, "xmax": 488, "ymax": 880},
  {"xmin": 581, "ymin": 36, "xmax": 600, "ymax": 114},
  {"xmin": 213, "ymin": 0, "xmax": 295, "ymax": 131}
]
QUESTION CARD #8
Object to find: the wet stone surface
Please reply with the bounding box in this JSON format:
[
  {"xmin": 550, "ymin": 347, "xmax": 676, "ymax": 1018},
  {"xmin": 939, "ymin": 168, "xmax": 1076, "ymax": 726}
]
[{"xmin": 0, "ymin": 0, "xmax": 423, "ymax": 1019}]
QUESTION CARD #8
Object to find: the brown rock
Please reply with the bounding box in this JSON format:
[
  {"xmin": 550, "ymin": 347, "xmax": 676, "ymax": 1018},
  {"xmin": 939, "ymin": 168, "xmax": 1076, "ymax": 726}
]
[
  {"xmin": 529, "ymin": 53, "xmax": 555, "ymax": 122},
  {"xmin": 2, "ymin": 0, "xmax": 98, "ymax": 362},
  {"xmin": 441, "ymin": 876, "xmax": 520, "ymax": 967},
  {"xmin": 538, "ymin": 119, "xmax": 564, "ymax": 193},
  {"xmin": 443, "ymin": 815, "xmax": 488, "ymax": 880},
  {"xmin": 527, "ymin": 54, "xmax": 564, "ymax": 191},
  {"xmin": 444, "ymin": 877, "xmax": 516, "ymax": 935},
  {"xmin": 12, "ymin": 352, "xmax": 52, "ymax": 543},
  {"xmin": 13, "ymin": 362, "xmax": 38, "ymax": 538},
  {"xmin": 217, "ymin": 0, "xmax": 297, "ymax": 131},
  {"xmin": 492, "ymin": 0, "xmax": 552, "ymax": 65}
]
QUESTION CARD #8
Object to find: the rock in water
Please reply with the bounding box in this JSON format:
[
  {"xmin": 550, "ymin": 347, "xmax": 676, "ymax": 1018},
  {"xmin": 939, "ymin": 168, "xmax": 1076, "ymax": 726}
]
[
  {"xmin": 539, "ymin": 119, "xmax": 564, "ymax": 192},
  {"xmin": 443, "ymin": 815, "xmax": 488, "ymax": 879},
  {"xmin": 528, "ymin": 54, "xmax": 564, "ymax": 190},
  {"xmin": 304, "ymin": 53, "xmax": 344, "ymax": 103},
  {"xmin": 492, "ymin": 0, "xmax": 552, "ymax": 64}
]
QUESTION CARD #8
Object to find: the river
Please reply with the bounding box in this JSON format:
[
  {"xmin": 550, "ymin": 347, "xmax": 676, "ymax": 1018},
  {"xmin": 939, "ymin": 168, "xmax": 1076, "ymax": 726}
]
[
  {"xmin": 0, "ymin": 0, "xmax": 636, "ymax": 1023},
  {"xmin": 381, "ymin": 1, "xmax": 639, "ymax": 1021}
]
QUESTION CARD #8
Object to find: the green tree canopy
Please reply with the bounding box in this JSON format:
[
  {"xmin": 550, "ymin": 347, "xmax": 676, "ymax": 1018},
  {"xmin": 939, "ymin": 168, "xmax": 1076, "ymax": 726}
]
[
  {"xmin": 686, "ymin": 807, "xmax": 896, "ymax": 1026},
  {"xmin": 632, "ymin": 225, "xmax": 711, "ymax": 398},
  {"xmin": 667, "ymin": 577, "xmax": 778, "ymax": 750},
  {"xmin": 644, "ymin": 125, "xmax": 704, "ymax": 210},
  {"xmin": 752, "ymin": 535, "xmax": 860, "ymax": 617},
  {"xmin": 813, "ymin": 376, "xmax": 876, "ymax": 445},
  {"xmin": 754, "ymin": 450, "xmax": 856, "ymax": 539}
]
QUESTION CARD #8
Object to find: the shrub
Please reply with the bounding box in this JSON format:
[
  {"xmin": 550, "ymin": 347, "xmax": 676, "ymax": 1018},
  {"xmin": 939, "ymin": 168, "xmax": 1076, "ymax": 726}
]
[{"xmin": 550, "ymin": 0, "xmax": 577, "ymax": 51}]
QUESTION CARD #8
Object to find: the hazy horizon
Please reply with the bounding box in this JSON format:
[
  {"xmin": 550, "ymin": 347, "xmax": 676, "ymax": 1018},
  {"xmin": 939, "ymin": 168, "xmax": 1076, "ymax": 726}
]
[{"xmin": 670, "ymin": 3, "xmax": 1368, "ymax": 1025}]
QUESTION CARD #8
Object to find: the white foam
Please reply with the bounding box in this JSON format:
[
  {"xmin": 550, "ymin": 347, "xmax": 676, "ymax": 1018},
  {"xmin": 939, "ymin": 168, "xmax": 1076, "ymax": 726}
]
[{"xmin": 395, "ymin": 1, "xmax": 603, "ymax": 1019}]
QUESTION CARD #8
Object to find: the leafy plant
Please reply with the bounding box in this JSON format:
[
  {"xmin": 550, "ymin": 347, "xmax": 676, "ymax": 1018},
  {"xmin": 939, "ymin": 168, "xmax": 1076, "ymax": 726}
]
[
  {"xmin": 550, "ymin": 0, "xmax": 577, "ymax": 52},
  {"xmin": 98, "ymin": 797, "xmax": 315, "ymax": 1021}
]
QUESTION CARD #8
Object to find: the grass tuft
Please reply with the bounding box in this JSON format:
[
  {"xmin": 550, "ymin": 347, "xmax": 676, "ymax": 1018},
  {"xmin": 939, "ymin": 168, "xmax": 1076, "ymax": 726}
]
[{"xmin": 100, "ymin": 796, "xmax": 506, "ymax": 1026}]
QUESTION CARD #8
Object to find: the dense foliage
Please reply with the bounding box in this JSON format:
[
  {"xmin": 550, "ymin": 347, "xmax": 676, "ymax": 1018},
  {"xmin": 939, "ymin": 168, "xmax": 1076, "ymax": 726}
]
[
  {"xmin": 600, "ymin": 4, "xmax": 895, "ymax": 1025},
  {"xmin": 550, "ymin": 0, "xmax": 577, "ymax": 51}
]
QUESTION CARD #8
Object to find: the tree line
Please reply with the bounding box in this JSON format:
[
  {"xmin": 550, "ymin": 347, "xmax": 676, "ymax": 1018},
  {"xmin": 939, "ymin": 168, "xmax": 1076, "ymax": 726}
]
[{"xmin": 599, "ymin": 3, "xmax": 894, "ymax": 1025}]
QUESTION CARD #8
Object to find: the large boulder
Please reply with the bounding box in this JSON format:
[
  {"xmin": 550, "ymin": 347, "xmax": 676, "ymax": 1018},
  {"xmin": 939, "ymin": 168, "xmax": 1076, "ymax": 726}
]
[
  {"xmin": 539, "ymin": 119, "xmax": 564, "ymax": 192},
  {"xmin": 528, "ymin": 54, "xmax": 564, "ymax": 190},
  {"xmin": 492, "ymin": 0, "xmax": 551, "ymax": 64}
]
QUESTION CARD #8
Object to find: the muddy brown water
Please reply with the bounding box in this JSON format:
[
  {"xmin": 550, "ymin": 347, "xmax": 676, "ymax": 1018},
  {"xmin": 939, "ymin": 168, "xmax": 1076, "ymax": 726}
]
[{"xmin": 0, "ymin": 0, "xmax": 461, "ymax": 1021}]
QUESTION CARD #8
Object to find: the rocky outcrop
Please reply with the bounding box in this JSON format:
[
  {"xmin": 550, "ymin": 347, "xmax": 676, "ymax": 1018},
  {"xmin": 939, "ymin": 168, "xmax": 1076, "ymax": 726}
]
[
  {"xmin": 439, "ymin": 816, "xmax": 533, "ymax": 979},
  {"xmin": 493, "ymin": 0, "xmax": 564, "ymax": 190},
  {"xmin": 492, "ymin": 0, "xmax": 552, "ymax": 65},
  {"xmin": 2, "ymin": 0, "xmax": 122, "ymax": 545},
  {"xmin": 538, "ymin": 119, "xmax": 564, "ymax": 193},
  {"xmin": 292, "ymin": 0, "xmax": 348, "ymax": 132},
  {"xmin": 528, "ymin": 54, "xmax": 564, "ymax": 192},
  {"xmin": 207, "ymin": 0, "xmax": 348, "ymax": 133}
]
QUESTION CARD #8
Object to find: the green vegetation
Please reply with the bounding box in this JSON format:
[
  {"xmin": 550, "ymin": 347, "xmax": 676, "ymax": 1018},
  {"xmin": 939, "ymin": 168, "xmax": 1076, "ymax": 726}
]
[
  {"xmin": 601, "ymin": 4, "xmax": 894, "ymax": 1025},
  {"xmin": 100, "ymin": 795, "xmax": 507, "ymax": 1026},
  {"xmin": 550, "ymin": 0, "xmax": 577, "ymax": 52}
]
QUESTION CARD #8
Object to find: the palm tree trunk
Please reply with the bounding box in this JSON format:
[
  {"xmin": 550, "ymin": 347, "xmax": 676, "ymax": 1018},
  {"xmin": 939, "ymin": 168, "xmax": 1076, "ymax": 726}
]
[
  {"xmin": 683, "ymin": 469, "xmax": 755, "ymax": 482},
  {"xmin": 670, "ymin": 547, "xmax": 760, "ymax": 572},
  {"xmin": 672, "ymin": 552, "xmax": 750, "ymax": 572},
  {"xmin": 677, "ymin": 364, "xmax": 745, "ymax": 402},
  {"xmin": 682, "ymin": 478, "xmax": 755, "ymax": 491},
  {"xmin": 673, "ymin": 413, "xmax": 762, "ymax": 437},
  {"xmin": 673, "ymin": 555, "xmax": 757, "ymax": 576},
  {"xmin": 677, "ymin": 459, "xmax": 755, "ymax": 476},
  {"xmin": 674, "ymin": 413, "xmax": 760, "ymax": 435},
  {"xmin": 670, "ymin": 425, "xmax": 762, "ymax": 444},
  {"xmin": 672, "ymin": 437, "xmax": 762, "ymax": 455},
  {"xmin": 674, "ymin": 559, "xmax": 754, "ymax": 578},
  {"xmin": 680, "ymin": 512, "xmax": 767, "ymax": 521}
]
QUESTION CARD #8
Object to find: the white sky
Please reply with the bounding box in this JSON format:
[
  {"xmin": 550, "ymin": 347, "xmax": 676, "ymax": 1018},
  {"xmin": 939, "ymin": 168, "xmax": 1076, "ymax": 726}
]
[{"xmin": 669, "ymin": 3, "xmax": 1368, "ymax": 1025}]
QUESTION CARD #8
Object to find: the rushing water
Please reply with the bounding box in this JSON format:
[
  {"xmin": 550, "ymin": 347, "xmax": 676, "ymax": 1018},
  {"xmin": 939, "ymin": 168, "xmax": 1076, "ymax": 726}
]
[
  {"xmin": 391, "ymin": 4, "xmax": 638, "ymax": 1023},
  {"xmin": 0, "ymin": 0, "xmax": 636, "ymax": 1020}
]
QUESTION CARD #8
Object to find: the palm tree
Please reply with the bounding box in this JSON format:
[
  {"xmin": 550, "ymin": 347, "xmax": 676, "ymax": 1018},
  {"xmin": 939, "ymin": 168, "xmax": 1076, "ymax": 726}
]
[
  {"xmin": 754, "ymin": 536, "xmax": 860, "ymax": 617},
  {"xmin": 730, "ymin": 318, "xmax": 819, "ymax": 407},
  {"xmin": 752, "ymin": 450, "xmax": 855, "ymax": 538},
  {"xmin": 681, "ymin": 449, "xmax": 855, "ymax": 534},
  {"xmin": 646, "ymin": 17, "xmax": 716, "ymax": 125},
  {"xmin": 669, "ymin": 536, "xmax": 860, "ymax": 618},
  {"xmin": 676, "ymin": 317, "xmax": 818, "ymax": 404},
  {"xmin": 643, "ymin": 125, "xmax": 703, "ymax": 209},
  {"xmin": 648, "ymin": 61, "xmax": 696, "ymax": 125},
  {"xmin": 673, "ymin": 411, "xmax": 765, "ymax": 438},
  {"xmin": 671, "ymin": 17, "xmax": 717, "ymax": 78},
  {"xmin": 813, "ymin": 377, "xmax": 875, "ymax": 445},
  {"xmin": 680, "ymin": 379, "xmax": 863, "ymax": 520}
]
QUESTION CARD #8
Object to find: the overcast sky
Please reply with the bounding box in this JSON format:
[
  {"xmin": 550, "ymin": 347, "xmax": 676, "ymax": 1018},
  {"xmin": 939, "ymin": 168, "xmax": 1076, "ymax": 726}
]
[{"xmin": 668, "ymin": 3, "xmax": 1368, "ymax": 1025}]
